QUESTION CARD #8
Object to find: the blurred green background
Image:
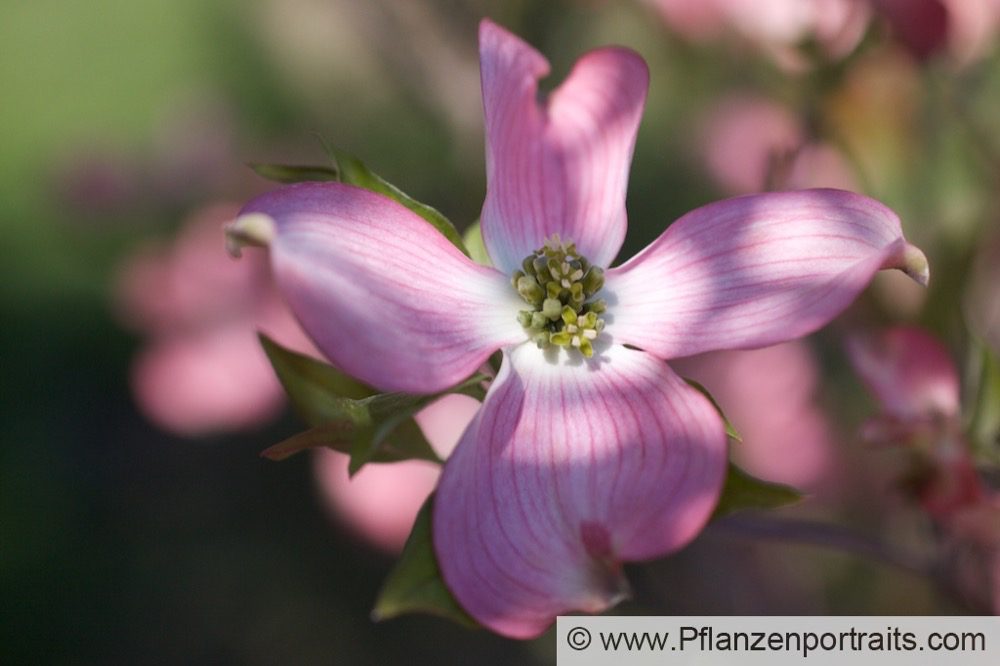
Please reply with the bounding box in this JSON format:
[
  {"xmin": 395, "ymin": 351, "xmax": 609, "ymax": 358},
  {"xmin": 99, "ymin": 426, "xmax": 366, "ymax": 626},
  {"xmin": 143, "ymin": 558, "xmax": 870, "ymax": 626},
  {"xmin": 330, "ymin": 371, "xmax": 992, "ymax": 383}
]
[{"xmin": 3, "ymin": 0, "xmax": 998, "ymax": 663}]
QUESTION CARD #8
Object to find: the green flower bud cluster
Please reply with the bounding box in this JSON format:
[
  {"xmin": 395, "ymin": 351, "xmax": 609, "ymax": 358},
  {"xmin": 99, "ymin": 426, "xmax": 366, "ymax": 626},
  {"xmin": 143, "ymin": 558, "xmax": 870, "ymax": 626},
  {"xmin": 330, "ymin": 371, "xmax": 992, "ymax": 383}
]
[{"xmin": 512, "ymin": 234, "xmax": 607, "ymax": 357}]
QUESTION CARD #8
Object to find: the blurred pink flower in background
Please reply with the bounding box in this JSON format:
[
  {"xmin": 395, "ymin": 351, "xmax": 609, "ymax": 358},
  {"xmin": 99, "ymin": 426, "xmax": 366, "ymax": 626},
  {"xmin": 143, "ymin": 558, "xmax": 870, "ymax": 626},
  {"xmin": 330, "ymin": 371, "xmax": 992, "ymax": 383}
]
[
  {"xmin": 950, "ymin": 498, "xmax": 1000, "ymax": 613},
  {"xmin": 699, "ymin": 94, "xmax": 859, "ymax": 195},
  {"xmin": 672, "ymin": 341, "xmax": 838, "ymax": 492},
  {"xmin": 870, "ymin": 0, "xmax": 949, "ymax": 60},
  {"xmin": 117, "ymin": 200, "xmax": 483, "ymax": 555},
  {"xmin": 645, "ymin": 0, "xmax": 871, "ymax": 69},
  {"xmin": 148, "ymin": 97, "xmax": 244, "ymax": 205},
  {"xmin": 314, "ymin": 394, "xmax": 480, "ymax": 553},
  {"xmin": 115, "ymin": 198, "xmax": 484, "ymax": 553},
  {"xmin": 846, "ymin": 326, "xmax": 983, "ymax": 519},
  {"xmin": 871, "ymin": 0, "xmax": 1000, "ymax": 65},
  {"xmin": 115, "ymin": 203, "xmax": 313, "ymax": 435},
  {"xmin": 55, "ymin": 97, "xmax": 249, "ymax": 223},
  {"xmin": 54, "ymin": 148, "xmax": 142, "ymax": 219},
  {"xmin": 849, "ymin": 326, "xmax": 1000, "ymax": 612}
]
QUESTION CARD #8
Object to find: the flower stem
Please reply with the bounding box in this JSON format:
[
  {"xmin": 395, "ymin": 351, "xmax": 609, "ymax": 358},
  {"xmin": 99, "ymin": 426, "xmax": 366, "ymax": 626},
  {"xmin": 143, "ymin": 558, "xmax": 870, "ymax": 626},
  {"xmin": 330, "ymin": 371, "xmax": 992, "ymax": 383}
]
[
  {"xmin": 710, "ymin": 513, "xmax": 992, "ymax": 614},
  {"xmin": 711, "ymin": 514, "xmax": 929, "ymax": 575}
]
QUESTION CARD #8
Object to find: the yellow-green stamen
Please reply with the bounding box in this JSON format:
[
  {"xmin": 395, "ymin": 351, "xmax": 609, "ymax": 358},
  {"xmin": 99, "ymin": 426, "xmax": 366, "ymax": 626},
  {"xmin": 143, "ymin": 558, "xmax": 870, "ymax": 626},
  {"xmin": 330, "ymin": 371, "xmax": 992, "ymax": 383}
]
[{"xmin": 511, "ymin": 234, "xmax": 606, "ymax": 357}]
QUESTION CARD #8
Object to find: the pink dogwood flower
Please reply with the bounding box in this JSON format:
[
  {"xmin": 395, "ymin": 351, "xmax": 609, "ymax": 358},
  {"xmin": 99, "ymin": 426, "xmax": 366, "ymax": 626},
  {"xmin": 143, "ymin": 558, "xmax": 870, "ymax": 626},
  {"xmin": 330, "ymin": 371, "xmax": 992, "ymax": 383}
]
[
  {"xmin": 644, "ymin": 0, "xmax": 871, "ymax": 69},
  {"xmin": 228, "ymin": 20, "xmax": 929, "ymax": 637},
  {"xmin": 699, "ymin": 94, "xmax": 859, "ymax": 195},
  {"xmin": 950, "ymin": 498, "xmax": 1000, "ymax": 613},
  {"xmin": 847, "ymin": 326, "xmax": 984, "ymax": 519},
  {"xmin": 872, "ymin": 0, "xmax": 1000, "ymax": 66},
  {"xmin": 848, "ymin": 326, "xmax": 1000, "ymax": 611},
  {"xmin": 116, "ymin": 203, "xmax": 314, "ymax": 435}
]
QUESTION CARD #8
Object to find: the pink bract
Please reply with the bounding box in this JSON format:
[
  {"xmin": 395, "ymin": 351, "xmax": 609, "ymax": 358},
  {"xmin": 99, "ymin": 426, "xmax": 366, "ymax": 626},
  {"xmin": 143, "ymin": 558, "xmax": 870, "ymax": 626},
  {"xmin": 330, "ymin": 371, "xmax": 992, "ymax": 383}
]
[
  {"xmin": 847, "ymin": 327, "xmax": 961, "ymax": 421},
  {"xmin": 848, "ymin": 326, "xmax": 999, "ymax": 610},
  {"xmin": 847, "ymin": 326, "xmax": 984, "ymax": 519},
  {"xmin": 231, "ymin": 20, "xmax": 928, "ymax": 637}
]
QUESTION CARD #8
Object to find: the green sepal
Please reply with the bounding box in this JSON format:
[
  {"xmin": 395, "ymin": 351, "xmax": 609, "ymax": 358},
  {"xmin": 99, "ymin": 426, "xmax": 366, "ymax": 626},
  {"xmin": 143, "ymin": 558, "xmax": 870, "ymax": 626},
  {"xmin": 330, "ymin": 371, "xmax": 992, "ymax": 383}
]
[
  {"xmin": 683, "ymin": 378, "xmax": 742, "ymax": 442},
  {"xmin": 319, "ymin": 140, "xmax": 470, "ymax": 258},
  {"xmin": 258, "ymin": 334, "xmax": 486, "ymax": 473},
  {"xmin": 372, "ymin": 494, "xmax": 477, "ymax": 628},
  {"xmin": 711, "ymin": 462, "xmax": 804, "ymax": 519},
  {"xmin": 462, "ymin": 219, "xmax": 492, "ymax": 267},
  {"xmin": 249, "ymin": 163, "xmax": 340, "ymax": 184}
]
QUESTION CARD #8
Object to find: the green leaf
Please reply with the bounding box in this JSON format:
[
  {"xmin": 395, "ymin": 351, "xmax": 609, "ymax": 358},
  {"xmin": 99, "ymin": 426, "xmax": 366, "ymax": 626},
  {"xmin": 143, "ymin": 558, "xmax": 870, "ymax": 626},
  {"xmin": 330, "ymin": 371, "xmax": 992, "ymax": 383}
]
[
  {"xmin": 252, "ymin": 142, "xmax": 469, "ymax": 256},
  {"xmin": 684, "ymin": 378, "xmax": 742, "ymax": 442},
  {"xmin": 259, "ymin": 335, "xmax": 486, "ymax": 471},
  {"xmin": 319, "ymin": 140, "xmax": 469, "ymax": 257},
  {"xmin": 259, "ymin": 334, "xmax": 372, "ymax": 426},
  {"xmin": 249, "ymin": 163, "xmax": 340, "ymax": 184},
  {"xmin": 462, "ymin": 219, "xmax": 493, "ymax": 267},
  {"xmin": 344, "ymin": 392, "xmax": 445, "ymax": 475},
  {"xmin": 373, "ymin": 495, "xmax": 477, "ymax": 628},
  {"xmin": 345, "ymin": 372, "xmax": 487, "ymax": 475},
  {"xmin": 260, "ymin": 334, "xmax": 439, "ymax": 468},
  {"xmin": 711, "ymin": 462, "xmax": 804, "ymax": 519}
]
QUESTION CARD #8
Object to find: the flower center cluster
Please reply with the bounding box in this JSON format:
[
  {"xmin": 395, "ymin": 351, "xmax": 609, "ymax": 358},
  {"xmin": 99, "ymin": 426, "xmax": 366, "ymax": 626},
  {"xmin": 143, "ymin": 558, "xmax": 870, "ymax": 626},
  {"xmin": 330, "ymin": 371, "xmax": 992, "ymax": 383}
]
[{"xmin": 511, "ymin": 234, "xmax": 606, "ymax": 358}]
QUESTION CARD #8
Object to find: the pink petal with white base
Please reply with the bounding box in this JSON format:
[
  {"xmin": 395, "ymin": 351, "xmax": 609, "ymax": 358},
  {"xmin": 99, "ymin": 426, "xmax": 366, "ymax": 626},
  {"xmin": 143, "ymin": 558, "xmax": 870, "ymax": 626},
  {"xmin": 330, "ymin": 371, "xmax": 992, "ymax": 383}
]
[
  {"xmin": 606, "ymin": 189, "xmax": 928, "ymax": 358},
  {"xmin": 478, "ymin": 19, "xmax": 648, "ymax": 274},
  {"xmin": 846, "ymin": 326, "xmax": 961, "ymax": 419},
  {"xmin": 236, "ymin": 182, "xmax": 524, "ymax": 394},
  {"xmin": 433, "ymin": 344, "xmax": 727, "ymax": 638}
]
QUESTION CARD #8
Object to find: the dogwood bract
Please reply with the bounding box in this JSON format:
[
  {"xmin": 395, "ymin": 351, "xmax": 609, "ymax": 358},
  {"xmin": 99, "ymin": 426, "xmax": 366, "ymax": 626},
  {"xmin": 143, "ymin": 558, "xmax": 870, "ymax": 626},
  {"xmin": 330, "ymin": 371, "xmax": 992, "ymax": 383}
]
[
  {"xmin": 847, "ymin": 326, "xmax": 983, "ymax": 519},
  {"xmin": 228, "ymin": 19, "xmax": 928, "ymax": 638}
]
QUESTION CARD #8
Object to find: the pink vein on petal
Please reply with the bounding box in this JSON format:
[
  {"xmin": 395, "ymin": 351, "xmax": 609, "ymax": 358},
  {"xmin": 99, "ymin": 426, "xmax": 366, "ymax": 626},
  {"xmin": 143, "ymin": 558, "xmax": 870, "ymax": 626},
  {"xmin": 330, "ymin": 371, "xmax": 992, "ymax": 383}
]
[
  {"xmin": 478, "ymin": 19, "xmax": 648, "ymax": 274},
  {"xmin": 433, "ymin": 344, "xmax": 727, "ymax": 638},
  {"xmin": 238, "ymin": 181, "xmax": 525, "ymax": 394},
  {"xmin": 605, "ymin": 189, "xmax": 924, "ymax": 358}
]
